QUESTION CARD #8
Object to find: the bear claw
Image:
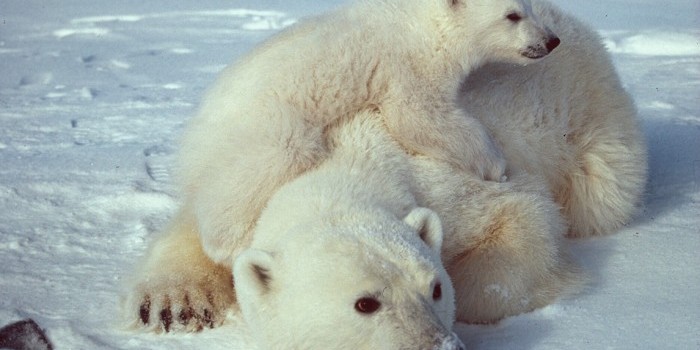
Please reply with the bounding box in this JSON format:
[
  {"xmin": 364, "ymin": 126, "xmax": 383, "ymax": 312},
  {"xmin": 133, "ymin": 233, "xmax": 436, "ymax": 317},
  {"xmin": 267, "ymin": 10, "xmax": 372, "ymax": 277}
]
[
  {"xmin": 178, "ymin": 307, "xmax": 193, "ymax": 326},
  {"xmin": 160, "ymin": 308, "xmax": 173, "ymax": 332},
  {"xmin": 139, "ymin": 299, "xmax": 150, "ymax": 325}
]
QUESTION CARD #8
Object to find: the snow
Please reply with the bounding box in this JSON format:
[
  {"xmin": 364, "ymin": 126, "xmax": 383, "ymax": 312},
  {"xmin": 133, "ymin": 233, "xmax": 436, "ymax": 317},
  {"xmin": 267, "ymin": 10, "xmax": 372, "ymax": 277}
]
[{"xmin": 0, "ymin": 1, "xmax": 698, "ymax": 349}]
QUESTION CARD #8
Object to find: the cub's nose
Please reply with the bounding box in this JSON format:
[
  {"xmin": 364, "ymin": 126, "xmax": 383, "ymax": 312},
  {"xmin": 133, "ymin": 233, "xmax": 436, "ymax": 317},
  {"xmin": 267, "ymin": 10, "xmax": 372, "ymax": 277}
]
[{"xmin": 546, "ymin": 36, "xmax": 561, "ymax": 52}]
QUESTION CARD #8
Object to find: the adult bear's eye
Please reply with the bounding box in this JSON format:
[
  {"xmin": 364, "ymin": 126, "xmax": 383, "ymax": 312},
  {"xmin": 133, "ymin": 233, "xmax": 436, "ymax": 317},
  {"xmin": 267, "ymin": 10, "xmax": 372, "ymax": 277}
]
[
  {"xmin": 433, "ymin": 283, "xmax": 442, "ymax": 301},
  {"xmin": 354, "ymin": 297, "xmax": 381, "ymax": 314},
  {"xmin": 506, "ymin": 13, "xmax": 522, "ymax": 23}
]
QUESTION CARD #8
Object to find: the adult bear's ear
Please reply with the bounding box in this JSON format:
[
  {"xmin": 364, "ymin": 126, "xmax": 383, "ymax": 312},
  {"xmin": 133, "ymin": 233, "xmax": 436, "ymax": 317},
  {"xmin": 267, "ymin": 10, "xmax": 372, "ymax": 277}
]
[
  {"xmin": 233, "ymin": 249, "xmax": 275, "ymax": 302},
  {"xmin": 403, "ymin": 207, "xmax": 444, "ymax": 254}
]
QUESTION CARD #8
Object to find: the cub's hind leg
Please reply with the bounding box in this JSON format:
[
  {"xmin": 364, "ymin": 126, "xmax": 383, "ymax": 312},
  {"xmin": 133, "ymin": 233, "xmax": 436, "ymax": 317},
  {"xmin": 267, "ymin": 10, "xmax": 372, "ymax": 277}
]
[{"xmin": 559, "ymin": 91, "xmax": 647, "ymax": 238}]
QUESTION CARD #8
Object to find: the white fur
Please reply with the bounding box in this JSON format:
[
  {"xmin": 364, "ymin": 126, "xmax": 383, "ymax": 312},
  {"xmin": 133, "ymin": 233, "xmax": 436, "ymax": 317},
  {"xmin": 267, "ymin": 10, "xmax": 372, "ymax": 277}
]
[{"xmin": 178, "ymin": 0, "xmax": 560, "ymax": 265}]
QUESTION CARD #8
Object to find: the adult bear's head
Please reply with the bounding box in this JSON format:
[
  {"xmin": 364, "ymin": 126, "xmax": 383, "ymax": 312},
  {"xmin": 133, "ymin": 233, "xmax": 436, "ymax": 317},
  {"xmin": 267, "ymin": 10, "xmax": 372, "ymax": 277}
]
[{"xmin": 234, "ymin": 207, "xmax": 464, "ymax": 350}]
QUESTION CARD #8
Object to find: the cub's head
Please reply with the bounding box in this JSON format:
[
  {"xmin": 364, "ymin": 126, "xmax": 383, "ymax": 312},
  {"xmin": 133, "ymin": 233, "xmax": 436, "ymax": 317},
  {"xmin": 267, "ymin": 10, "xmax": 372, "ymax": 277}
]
[
  {"xmin": 233, "ymin": 208, "xmax": 464, "ymax": 350},
  {"xmin": 411, "ymin": 0, "xmax": 560, "ymax": 68}
]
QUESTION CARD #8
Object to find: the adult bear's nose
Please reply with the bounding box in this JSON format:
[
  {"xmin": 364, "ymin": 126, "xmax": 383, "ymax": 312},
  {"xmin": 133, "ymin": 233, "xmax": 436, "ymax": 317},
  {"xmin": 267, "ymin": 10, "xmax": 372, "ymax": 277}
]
[{"xmin": 546, "ymin": 37, "xmax": 561, "ymax": 52}]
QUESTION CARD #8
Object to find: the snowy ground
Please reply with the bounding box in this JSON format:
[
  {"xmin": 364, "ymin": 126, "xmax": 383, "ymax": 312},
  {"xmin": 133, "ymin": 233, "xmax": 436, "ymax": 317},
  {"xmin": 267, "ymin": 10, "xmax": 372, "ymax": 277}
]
[{"xmin": 0, "ymin": 1, "xmax": 698, "ymax": 349}]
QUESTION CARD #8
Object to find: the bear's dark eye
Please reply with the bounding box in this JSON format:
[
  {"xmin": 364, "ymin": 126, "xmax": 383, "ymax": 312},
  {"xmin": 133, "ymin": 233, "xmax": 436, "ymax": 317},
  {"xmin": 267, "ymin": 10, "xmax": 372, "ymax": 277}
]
[
  {"xmin": 354, "ymin": 297, "xmax": 381, "ymax": 314},
  {"xmin": 433, "ymin": 283, "xmax": 442, "ymax": 301},
  {"xmin": 506, "ymin": 13, "xmax": 522, "ymax": 23}
]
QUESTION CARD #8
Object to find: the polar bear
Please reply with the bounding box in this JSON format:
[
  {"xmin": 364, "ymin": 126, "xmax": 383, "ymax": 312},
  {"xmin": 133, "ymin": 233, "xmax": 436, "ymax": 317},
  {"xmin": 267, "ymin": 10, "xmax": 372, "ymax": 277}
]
[
  {"xmin": 233, "ymin": 114, "xmax": 465, "ymax": 349},
  {"xmin": 180, "ymin": 0, "xmax": 561, "ymax": 267}
]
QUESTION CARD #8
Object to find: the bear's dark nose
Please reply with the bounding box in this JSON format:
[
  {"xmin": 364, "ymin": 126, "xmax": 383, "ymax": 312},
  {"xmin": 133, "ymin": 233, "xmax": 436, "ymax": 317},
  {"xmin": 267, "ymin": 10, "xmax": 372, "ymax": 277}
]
[{"xmin": 546, "ymin": 37, "xmax": 561, "ymax": 52}]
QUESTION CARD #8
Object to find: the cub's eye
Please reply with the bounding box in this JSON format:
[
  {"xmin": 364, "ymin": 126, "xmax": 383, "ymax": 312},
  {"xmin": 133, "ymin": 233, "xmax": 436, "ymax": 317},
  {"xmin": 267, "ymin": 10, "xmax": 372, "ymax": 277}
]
[
  {"xmin": 433, "ymin": 283, "xmax": 442, "ymax": 301},
  {"xmin": 354, "ymin": 297, "xmax": 381, "ymax": 314},
  {"xmin": 506, "ymin": 13, "xmax": 522, "ymax": 23}
]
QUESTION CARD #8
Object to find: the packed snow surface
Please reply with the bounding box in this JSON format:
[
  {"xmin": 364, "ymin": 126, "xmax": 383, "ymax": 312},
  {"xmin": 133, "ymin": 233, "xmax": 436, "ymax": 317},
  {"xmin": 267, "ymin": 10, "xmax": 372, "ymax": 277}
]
[{"xmin": 1, "ymin": 1, "xmax": 698, "ymax": 349}]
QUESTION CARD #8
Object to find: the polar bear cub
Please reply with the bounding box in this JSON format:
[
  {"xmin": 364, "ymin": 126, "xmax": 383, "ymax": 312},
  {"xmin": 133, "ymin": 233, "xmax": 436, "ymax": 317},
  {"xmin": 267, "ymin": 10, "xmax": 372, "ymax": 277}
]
[
  {"xmin": 179, "ymin": 0, "xmax": 561, "ymax": 266},
  {"xmin": 234, "ymin": 112, "xmax": 465, "ymax": 349},
  {"xmin": 439, "ymin": 0, "xmax": 647, "ymax": 323}
]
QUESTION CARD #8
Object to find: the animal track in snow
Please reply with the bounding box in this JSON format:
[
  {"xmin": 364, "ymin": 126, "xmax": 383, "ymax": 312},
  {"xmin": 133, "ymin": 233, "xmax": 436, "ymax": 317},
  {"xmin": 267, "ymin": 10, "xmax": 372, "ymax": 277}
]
[
  {"xmin": 71, "ymin": 117, "xmax": 140, "ymax": 146},
  {"xmin": 142, "ymin": 145, "xmax": 176, "ymax": 195}
]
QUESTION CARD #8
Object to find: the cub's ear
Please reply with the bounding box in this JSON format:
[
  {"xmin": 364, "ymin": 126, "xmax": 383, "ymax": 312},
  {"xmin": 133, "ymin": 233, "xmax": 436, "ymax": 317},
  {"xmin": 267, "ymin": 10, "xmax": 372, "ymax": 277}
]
[
  {"xmin": 233, "ymin": 249, "xmax": 275, "ymax": 303},
  {"xmin": 403, "ymin": 207, "xmax": 444, "ymax": 254}
]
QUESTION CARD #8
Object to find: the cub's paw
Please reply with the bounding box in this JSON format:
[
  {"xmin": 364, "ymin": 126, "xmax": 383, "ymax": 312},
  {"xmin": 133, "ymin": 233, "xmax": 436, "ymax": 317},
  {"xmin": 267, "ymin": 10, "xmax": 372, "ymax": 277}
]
[
  {"xmin": 124, "ymin": 268, "xmax": 234, "ymax": 333},
  {"xmin": 471, "ymin": 146, "xmax": 507, "ymax": 183},
  {"xmin": 460, "ymin": 120, "xmax": 506, "ymax": 182}
]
